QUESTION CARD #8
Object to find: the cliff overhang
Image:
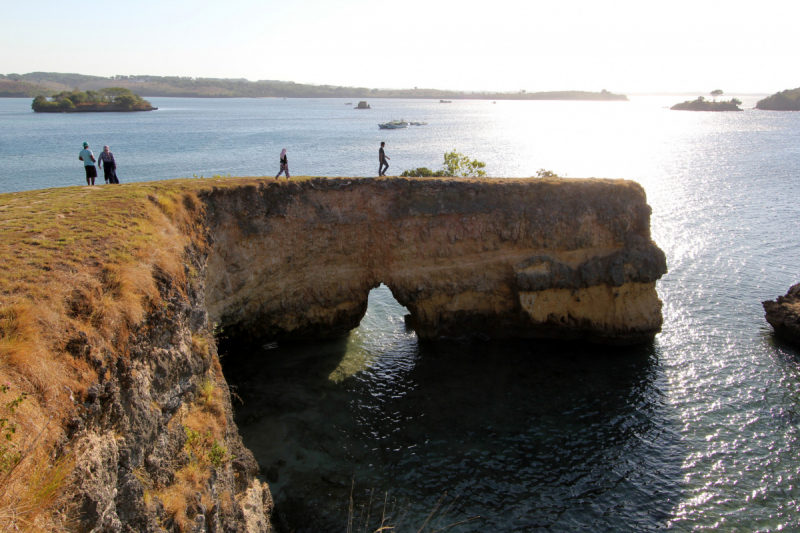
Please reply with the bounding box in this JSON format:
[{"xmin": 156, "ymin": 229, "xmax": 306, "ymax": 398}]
[
  {"xmin": 204, "ymin": 177, "xmax": 667, "ymax": 345},
  {"xmin": 0, "ymin": 176, "xmax": 666, "ymax": 531}
]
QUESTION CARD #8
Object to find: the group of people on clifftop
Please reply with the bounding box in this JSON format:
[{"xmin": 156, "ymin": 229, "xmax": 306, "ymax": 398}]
[
  {"xmin": 78, "ymin": 142, "xmax": 118, "ymax": 186},
  {"xmin": 77, "ymin": 142, "xmax": 392, "ymax": 185}
]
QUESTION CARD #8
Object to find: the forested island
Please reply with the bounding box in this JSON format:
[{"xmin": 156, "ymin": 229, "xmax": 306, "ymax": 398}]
[
  {"xmin": 756, "ymin": 88, "xmax": 800, "ymax": 111},
  {"xmin": 2, "ymin": 72, "xmax": 627, "ymax": 101},
  {"xmin": 31, "ymin": 88, "xmax": 155, "ymax": 113},
  {"xmin": 671, "ymin": 94, "xmax": 742, "ymax": 112}
]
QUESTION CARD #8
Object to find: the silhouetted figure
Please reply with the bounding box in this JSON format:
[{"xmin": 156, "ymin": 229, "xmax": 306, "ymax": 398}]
[
  {"xmin": 276, "ymin": 148, "xmax": 290, "ymax": 179},
  {"xmin": 379, "ymin": 142, "xmax": 389, "ymax": 176}
]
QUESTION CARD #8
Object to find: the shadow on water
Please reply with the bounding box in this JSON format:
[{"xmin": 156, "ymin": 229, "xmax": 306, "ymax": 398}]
[{"xmin": 220, "ymin": 290, "xmax": 685, "ymax": 532}]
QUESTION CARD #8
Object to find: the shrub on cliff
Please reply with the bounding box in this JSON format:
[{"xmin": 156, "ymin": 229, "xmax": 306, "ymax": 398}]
[{"xmin": 402, "ymin": 150, "xmax": 486, "ymax": 178}]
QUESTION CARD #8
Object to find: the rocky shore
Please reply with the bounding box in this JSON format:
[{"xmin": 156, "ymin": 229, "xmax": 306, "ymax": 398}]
[
  {"xmin": 763, "ymin": 283, "xmax": 800, "ymax": 345},
  {"xmin": 0, "ymin": 176, "xmax": 666, "ymax": 531}
]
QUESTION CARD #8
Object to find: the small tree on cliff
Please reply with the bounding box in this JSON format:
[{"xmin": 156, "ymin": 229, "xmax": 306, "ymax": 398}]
[
  {"xmin": 711, "ymin": 89, "xmax": 723, "ymax": 101},
  {"xmin": 442, "ymin": 150, "xmax": 486, "ymax": 177},
  {"xmin": 402, "ymin": 150, "xmax": 487, "ymax": 178}
]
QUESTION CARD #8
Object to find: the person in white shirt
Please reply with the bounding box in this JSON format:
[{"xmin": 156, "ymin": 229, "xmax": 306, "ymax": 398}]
[{"xmin": 78, "ymin": 142, "xmax": 97, "ymax": 186}]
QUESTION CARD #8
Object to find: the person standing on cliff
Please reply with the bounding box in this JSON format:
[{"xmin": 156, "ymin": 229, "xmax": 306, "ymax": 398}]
[
  {"xmin": 78, "ymin": 142, "xmax": 97, "ymax": 186},
  {"xmin": 98, "ymin": 145, "xmax": 118, "ymax": 184},
  {"xmin": 379, "ymin": 142, "xmax": 389, "ymax": 176},
  {"xmin": 275, "ymin": 148, "xmax": 290, "ymax": 179}
]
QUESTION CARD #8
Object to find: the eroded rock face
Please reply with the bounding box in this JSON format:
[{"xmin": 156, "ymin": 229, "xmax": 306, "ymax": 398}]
[
  {"xmin": 203, "ymin": 178, "xmax": 667, "ymax": 345},
  {"xmin": 763, "ymin": 283, "xmax": 800, "ymax": 345},
  {"xmin": 68, "ymin": 243, "xmax": 273, "ymax": 533}
]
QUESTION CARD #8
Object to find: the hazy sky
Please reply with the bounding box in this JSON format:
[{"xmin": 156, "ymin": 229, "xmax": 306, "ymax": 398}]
[{"xmin": 2, "ymin": 0, "xmax": 797, "ymax": 93}]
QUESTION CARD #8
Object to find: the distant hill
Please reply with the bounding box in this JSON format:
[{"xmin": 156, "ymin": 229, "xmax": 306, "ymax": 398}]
[
  {"xmin": 756, "ymin": 88, "xmax": 800, "ymax": 111},
  {"xmin": 0, "ymin": 78, "xmax": 54, "ymax": 97},
  {"xmin": 0, "ymin": 72, "xmax": 628, "ymax": 101}
]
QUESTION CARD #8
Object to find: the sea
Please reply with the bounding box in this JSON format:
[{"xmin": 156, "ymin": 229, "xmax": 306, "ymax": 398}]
[{"xmin": 1, "ymin": 95, "xmax": 799, "ymax": 531}]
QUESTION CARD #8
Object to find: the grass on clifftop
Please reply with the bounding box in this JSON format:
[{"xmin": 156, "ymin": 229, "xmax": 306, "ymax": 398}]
[{"xmin": 0, "ymin": 180, "xmax": 217, "ymax": 530}]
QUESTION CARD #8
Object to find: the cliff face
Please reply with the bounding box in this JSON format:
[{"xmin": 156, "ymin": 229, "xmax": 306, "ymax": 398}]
[
  {"xmin": 0, "ymin": 176, "xmax": 666, "ymax": 532},
  {"xmin": 763, "ymin": 283, "xmax": 800, "ymax": 345},
  {"xmin": 63, "ymin": 225, "xmax": 273, "ymax": 533},
  {"xmin": 204, "ymin": 178, "xmax": 666, "ymax": 345}
]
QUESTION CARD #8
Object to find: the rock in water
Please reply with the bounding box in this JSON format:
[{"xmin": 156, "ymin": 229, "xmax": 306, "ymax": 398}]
[{"xmin": 763, "ymin": 283, "xmax": 800, "ymax": 345}]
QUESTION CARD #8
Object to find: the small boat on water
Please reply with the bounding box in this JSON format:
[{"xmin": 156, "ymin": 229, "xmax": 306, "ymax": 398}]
[
  {"xmin": 440, "ymin": 100, "xmax": 452, "ymax": 103},
  {"xmin": 355, "ymin": 101, "xmax": 371, "ymax": 109},
  {"xmin": 378, "ymin": 119, "xmax": 408, "ymax": 129},
  {"xmin": 409, "ymin": 121, "xmax": 428, "ymax": 126},
  {"xmin": 345, "ymin": 102, "xmax": 353, "ymax": 105}
]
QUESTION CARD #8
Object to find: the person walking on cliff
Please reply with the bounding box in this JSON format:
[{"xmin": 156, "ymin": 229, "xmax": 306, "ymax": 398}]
[
  {"xmin": 78, "ymin": 142, "xmax": 97, "ymax": 186},
  {"xmin": 98, "ymin": 145, "xmax": 119, "ymax": 184},
  {"xmin": 379, "ymin": 142, "xmax": 389, "ymax": 176},
  {"xmin": 275, "ymin": 148, "xmax": 290, "ymax": 180}
]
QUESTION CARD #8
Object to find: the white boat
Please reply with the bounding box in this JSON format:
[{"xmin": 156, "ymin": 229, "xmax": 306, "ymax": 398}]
[
  {"xmin": 409, "ymin": 121, "xmax": 428, "ymax": 126},
  {"xmin": 378, "ymin": 119, "xmax": 408, "ymax": 129}
]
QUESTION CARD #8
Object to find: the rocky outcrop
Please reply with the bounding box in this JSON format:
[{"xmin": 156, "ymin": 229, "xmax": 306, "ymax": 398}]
[
  {"xmin": 203, "ymin": 177, "xmax": 667, "ymax": 345},
  {"xmin": 0, "ymin": 176, "xmax": 666, "ymax": 532},
  {"xmin": 66, "ymin": 239, "xmax": 273, "ymax": 532},
  {"xmin": 763, "ymin": 283, "xmax": 800, "ymax": 345}
]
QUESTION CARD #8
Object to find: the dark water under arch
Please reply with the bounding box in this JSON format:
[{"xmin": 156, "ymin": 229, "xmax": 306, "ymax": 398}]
[{"xmin": 222, "ymin": 285, "xmax": 684, "ymax": 532}]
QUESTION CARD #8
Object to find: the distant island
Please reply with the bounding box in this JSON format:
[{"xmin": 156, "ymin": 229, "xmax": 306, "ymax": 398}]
[
  {"xmin": 756, "ymin": 88, "xmax": 800, "ymax": 111},
  {"xmin": 2, "ymin": 72, "xmax": 628, "ymax": 101},
  {"xmin": 671, "ymin": 93, "xmax": 742, "ymax": 112},
  {"xmin": 31, "ymin": 88, "xmax": 156, "ymax": 113}
]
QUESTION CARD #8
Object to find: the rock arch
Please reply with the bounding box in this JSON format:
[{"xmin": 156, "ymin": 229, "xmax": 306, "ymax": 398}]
[{"xmin": 203, "ymin": 178, "xmax": 666, "ymax": 345}]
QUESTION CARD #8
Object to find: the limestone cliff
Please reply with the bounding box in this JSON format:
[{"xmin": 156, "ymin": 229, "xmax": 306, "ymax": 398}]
[
  {"xmin": 0, "ymin": 176, "xmax": 665, "ymax": 532},
  {"xmin": 764, "ymin": 283, "xmax": 800, "ymax": 345},
  {"xmin": 204, "ymin": 177, "xmax": 666, "ymax": 345}
]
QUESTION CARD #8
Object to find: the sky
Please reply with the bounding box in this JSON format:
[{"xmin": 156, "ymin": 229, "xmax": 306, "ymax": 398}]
[{"xmin": 1, "ymin": 0, "xmax": 798, "ymax": 94}]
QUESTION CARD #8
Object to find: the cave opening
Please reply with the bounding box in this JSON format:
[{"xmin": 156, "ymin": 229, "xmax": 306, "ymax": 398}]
[{"xmin": 219, "ymin": 283, "xmax": 423, "ymax": 530}]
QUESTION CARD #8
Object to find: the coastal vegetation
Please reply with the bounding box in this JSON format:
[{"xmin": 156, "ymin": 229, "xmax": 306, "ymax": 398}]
[
  {"xmin": 670, "ymin": 95, "xmax": 742, "ymax": 111},
  {"xmin": 402, "ymin": 150, "xmax": 487, "ymax": 178},
  {"xmin": 5, "ymin": 71, "xmax": 628, "ymax": 101},
  {"xmin": 31, "ymin": 87, "xmax": 155, "ymax": 113},
  {"xmin": 756, "ymin": 87, "xmax": 800, "ymax": 110}
]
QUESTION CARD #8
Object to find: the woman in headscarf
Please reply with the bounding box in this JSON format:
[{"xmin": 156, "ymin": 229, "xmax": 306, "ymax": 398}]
[
  {"xmin": 98, "ymin": 146, "xmax": 118, "ymax": 184},
  {"xmin": 275, "ymin": 148, "xmax": 290, "ymax": 180}
]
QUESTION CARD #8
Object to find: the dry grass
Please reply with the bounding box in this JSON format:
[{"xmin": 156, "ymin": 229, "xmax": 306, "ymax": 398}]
[{"xmin": 0, "ymin": 178, "xmax": 237, "ymax": 531}]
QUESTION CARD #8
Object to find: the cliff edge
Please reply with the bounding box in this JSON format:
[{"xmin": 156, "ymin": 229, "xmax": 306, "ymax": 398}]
[{"xmin": 0, "ymin": 176, "xmax": 666, "ymax": 531}]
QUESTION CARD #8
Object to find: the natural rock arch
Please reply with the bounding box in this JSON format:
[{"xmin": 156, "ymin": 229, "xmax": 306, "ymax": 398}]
[{"xmin": 203, "ymin": 178, "xmax": 666, "ymax": 345}]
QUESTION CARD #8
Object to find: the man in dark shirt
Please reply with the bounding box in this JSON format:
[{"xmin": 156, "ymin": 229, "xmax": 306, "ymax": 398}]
[{"xmin": 379, "ymin": 142, "xmax": 389, "ymax": 176}]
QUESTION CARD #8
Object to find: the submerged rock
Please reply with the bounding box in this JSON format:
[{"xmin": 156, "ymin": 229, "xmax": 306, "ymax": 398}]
[{"xmin": 763, "ymin": 283, "xmax": 800, "ymax": 345}]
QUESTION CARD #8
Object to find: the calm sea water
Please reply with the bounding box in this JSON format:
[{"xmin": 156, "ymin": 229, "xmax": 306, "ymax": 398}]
[{"xmin": 2, "ymin": 96, "xmax": 799, "ymax": 531}]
